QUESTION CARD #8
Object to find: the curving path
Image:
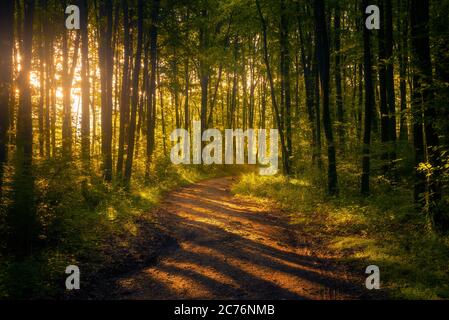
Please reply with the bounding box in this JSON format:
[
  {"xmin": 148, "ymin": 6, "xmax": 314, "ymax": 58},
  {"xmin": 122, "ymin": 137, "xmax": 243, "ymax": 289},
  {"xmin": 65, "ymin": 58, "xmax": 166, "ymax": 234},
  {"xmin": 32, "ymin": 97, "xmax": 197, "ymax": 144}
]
[{"xmin": 114, "ymin": 177, "xmax": 370, "ymax": 300}]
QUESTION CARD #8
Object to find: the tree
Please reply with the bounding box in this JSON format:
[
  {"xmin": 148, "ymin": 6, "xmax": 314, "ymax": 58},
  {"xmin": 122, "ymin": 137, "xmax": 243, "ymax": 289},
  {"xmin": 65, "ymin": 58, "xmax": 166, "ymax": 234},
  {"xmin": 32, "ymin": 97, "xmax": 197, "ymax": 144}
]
[
  {"xmin": 199, "ymin": 5, "xmax": 210, "ymax": 150},
  {"xmin": 410, "ymin": 0, "xmax": 443, "ymax": 229},
  {"xmin": 145, "ymin": 0, "xmax": 161, "ymax": 180},
  {"xmin": 116, "ymin": 0, "xmax": 131, "ymax": 176},
  {"xmin": 384, "ymin": 0, "xmax": 396, "ymax": 156},
  {"xmin": 0, "ymin": 0, "xmax": 14, "ymax": 196},
  {"xmin": 124, "ymin": 0, "xmax": 144, "ymax": 185},
  {"xmin": 280, "ymin": 0, "xmax": 293, "ymax": 171},
  {"xmin": 61, "ymin": 24, "xmax": 80, "ymax": 158},
  {"xmin": 398, "ymin": 0, "xmax": 409, "ymax": 141},
  {"xmin": 361, "ymin": 0, "xmax": 375, "ymax": 195},
  {"xmin": 256, "ymin": 0, "xmax": 290, "ymax": 175},
  {"xmin": 297, "ymin": 2, "xmax": 318, "ymax": 166},
  {"xmin": 314, "ymin": 0, "xmax": 338, "ymax": 195},
  {"xmin": 9, "ymin": 0, "xmax": 38, "ymax": 255},
  {"xmin": 98, "ymin": 0, "xmax": 114, "ymax": 181},
  {"xmin": 80, "ymin": 0, "xmax": 90, "ymax": 165},
  {"xmin": 334, "ymin": 0, "xmax": 345, "ymax": 148}
]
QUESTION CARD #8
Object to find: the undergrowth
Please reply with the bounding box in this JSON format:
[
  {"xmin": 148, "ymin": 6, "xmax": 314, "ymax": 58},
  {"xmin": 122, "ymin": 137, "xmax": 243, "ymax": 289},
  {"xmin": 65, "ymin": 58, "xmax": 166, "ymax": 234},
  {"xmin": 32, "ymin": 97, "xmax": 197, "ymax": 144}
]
[
  {"xmin": 0, "ymin": 155, "xmax": 240, "ymax": 299},
  {"xmin": 232, "ymin": 158, "xmax": 449, "ymax": 300}
]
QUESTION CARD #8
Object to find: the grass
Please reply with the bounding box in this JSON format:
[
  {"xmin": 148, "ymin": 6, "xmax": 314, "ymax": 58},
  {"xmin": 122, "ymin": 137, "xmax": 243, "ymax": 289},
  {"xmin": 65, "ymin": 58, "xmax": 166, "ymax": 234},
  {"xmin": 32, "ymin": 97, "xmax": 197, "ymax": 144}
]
[
  {"xmin": 232, "ymin": 161, "xmax": 449, "ymax": 300},
  {"xmin": 0, "ymin": 155, "xmax": 241, "ymax": 299}
]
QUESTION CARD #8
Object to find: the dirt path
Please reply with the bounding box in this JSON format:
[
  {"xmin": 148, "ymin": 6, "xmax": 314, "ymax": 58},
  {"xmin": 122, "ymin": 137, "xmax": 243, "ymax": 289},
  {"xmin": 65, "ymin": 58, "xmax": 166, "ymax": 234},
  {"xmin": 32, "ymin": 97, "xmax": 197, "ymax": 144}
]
[{"xmin": 113, "ymin": 176, "xmax": 370, "ymax": 300}]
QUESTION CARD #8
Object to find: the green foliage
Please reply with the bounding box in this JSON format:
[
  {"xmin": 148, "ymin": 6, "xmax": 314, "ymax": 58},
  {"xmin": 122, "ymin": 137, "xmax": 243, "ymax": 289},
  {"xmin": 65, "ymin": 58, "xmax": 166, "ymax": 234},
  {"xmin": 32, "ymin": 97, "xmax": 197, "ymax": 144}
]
[
  {"xmin": 232, "ymin": 160, "xmax": 449, "ymax": 300},
  {"xmin": 0, "ymin": 153, "xmax": 240, "ymax": 299}
]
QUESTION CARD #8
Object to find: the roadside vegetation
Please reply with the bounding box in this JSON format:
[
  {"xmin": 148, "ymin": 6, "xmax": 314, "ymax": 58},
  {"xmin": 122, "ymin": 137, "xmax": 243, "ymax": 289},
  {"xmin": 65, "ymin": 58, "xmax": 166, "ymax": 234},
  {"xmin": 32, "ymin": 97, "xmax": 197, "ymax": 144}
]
[{"xmin": 233, "ymin": 156, "xmax": 449, "ymax": 299}]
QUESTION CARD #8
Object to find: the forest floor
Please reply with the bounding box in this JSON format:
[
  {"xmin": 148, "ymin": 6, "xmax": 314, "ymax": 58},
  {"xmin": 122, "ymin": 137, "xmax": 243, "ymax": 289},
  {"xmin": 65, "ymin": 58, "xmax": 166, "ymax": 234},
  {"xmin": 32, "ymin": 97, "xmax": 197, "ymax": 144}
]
[{"xmin": 103, "ymin": 176, "xmax": 382, "ymax": 300}]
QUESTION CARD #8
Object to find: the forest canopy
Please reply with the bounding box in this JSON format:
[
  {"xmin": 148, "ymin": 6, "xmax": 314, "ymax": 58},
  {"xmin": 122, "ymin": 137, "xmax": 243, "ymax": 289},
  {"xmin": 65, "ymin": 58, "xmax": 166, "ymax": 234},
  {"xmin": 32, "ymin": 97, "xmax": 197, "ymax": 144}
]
[{"xmin": 0, "ymin": 0, "xmax": 449, "ymax": 299}]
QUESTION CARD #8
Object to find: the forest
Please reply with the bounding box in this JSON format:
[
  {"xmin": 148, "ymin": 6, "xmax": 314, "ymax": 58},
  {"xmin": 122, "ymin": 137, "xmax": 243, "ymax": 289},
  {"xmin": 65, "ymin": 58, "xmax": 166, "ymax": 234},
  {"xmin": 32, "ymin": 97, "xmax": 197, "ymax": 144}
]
[{"xmin": 0, "ymin": 0, "xmax": 449, "ymax": 300}]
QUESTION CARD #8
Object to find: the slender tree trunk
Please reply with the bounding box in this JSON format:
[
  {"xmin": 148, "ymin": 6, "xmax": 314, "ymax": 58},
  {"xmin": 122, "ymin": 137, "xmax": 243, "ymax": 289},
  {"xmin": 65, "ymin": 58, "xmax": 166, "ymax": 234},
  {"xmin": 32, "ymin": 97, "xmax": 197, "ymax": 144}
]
[
  {"xmin": 184, "ymin": 57, "xmax": 190, "ymax": 131},
  {"xmin": 385, "ymin": 0, "xmax": 396, "ymax": 153},
  {"xmin": 384, "ymin": 0, "xmax": 397, "ymax": 178},
  {"xmin": 172, "ymin": 48, "xmax": 180, "ymax": 129},
  {"xmin": 334, "ymin": 0, "xmax": 345, "ymax": 149},
  {"xmin": 145, "ymin": 0, "xmax": 160, "ymax": 180},
  {"xmin": 43, "ymin": 0, "xmax": 51, "ymax": 158},
  {"xmin": 199, "ymin": 7, "xmax": 209, "ymax": 147},
  {"xmin": 297, "ymin": 3, "xmax": 317, "ymax": 165},
  {"xmin": 410, "ymin": 0, "xmax": 429, "ymax": 205},
  {"xmin": 410, "ymin": 0, "xmax": 442, "ymax": 228},
  {"xmin": 80, "ymin": 0, "xmax": 90, "ymax": 166},
  {"xmin": 280, "ymin": 0, "xmax": 292, "ymax": 171},
  {"xmin": 398, "ymin": 0, "xmax": 409, "ymax": 141},
  {"xmin": 125, "ymin": 0, "xmax": 144, "ymax": 184},
  {"xmin": 38, "ymin": 4, "xmax": 44, "ymax": 158},
  {"xmin": 433, "ymin": 1, "xmax": 449, "ymax": 151},
  {"xmin": 361, "ymin": 0, "xmax": 374, "ymax": 195},
  {"xmin": 99, "ymin": 0, "xmax": 113, "ymax": 181},
  {"xmin": 62, "ymin": 29, "xmax": 80, "ymax": 159},
  {"xmin": 314, "ymin": 50, "xmax": 323, "ymax": 169},
  {"xmin": 136, "ymin": 40, "xmax": 149, "ymax": 159},
  {"xmin": 116, "ymin": 0, "xmax": 131, "ymax": 176},
  {"xmin": 314, "ymin": 0, "xmax": 338, "ymax": 195},
  {"xmin": 0, "ymin": 0, "xmax": 14, "ymax": 196},
  {"xmin": 9, "ymin": 0, "xmax": 38, "ymax": 255},
  {"xmin": 158, "ymin": 63, "xmax": 167, "ymax": 155},
  {"xmin": 357, "ymin": 63, "xmax": 363, "ymax": 141},
  {"xmin": 256, "ymin": 0, "xmax": 290, "ymax": 175},
  {"xmin": 378, "ymin": 0, "xmax": 390, "ymax": 168}
]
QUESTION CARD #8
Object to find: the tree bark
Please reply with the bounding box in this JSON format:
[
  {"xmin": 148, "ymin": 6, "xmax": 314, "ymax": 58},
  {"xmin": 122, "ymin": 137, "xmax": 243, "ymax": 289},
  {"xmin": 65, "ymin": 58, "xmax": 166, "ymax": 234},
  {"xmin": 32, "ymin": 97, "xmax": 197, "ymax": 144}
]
[
  {"xmin": 0, "ymin": 0, "xmax": 14, "ymax": 196},
  {"xmin": 145, "ymin": 0, "xmax": 160, "ymax": 180},
  {"xmin": 410, "ymin": 0, "xmax": 443, "ymax": 228},
  {"xmin": 334, "ymin": 0, "xmax": 345, "ymax": 148},
  {"xmin": 125, "ymin": 0, "xmax": 144, "ymax": 184},
  {"xmin": 314, "ymin": 0, "xmax": 338, "ymax": 195},
  {"xmin": 256, "ymin": 0, "xmax": 290, "ymax": 175},
  {"xmin": 280, "ymin": 0, "xmax": 292, "ymax": 171},
  {"xmin": 361, "ymin": 0, "xmax": 375, "ymax": 195},
  {"xmin": 10, "ymin": 0, "xmax": 38, "ymax": 255},
  {"xmin": 116, "ymin": 0, "xmax": 131, "ymax": 176},
  {"xmin": 99, "ymin": 0, "xmax": 113, "ymax": 181},
  {"xmin": 80, "ymin": 0, "xmax": 90, "ymax": 166}
]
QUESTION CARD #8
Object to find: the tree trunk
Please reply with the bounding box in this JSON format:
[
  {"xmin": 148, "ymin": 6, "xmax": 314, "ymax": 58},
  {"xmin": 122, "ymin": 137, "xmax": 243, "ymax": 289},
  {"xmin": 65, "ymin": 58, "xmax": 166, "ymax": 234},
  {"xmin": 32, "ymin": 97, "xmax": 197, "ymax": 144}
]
[
  {"xmin": 38, "ymin": 3, "xmax": 44, "ymax": 158},
  {"xmin": 297, "ymin": 3, "xmax": 317, "ymax": 165},
  {"xmin": 62, "ymin": 28, "xmax": 80, "ymax": 159},
  {"xmin": 0, "ymin": 0, "xmax": 14, "ymax": 196},
  {"xmin": 410, "ymin": 0, "xmax": 443, "ymax": 228},
  {"xmin": 280, "ymin": 0, "xmax": 292, "ymax": 171},
  {"xmin": 334, "ymin": 0, "xmax": 345, "ymax": 149},
  {"xmin": 116, "ymin": 0, "xmax": 131, "ymax": 176},
  {"xmin": 184, "ymin": 57, "xmax": 190, "ymax": 131},
  {"xmin": 145, "ymin": 0, "xmax": 160, "ymax": 180},
  {"xmin": 256, "ymin": 0, "xmax": 290, "ymax": 175},
  {"xmin": 99, "ymin": 0, "xmax": 113, "ymax": 181},
  {"xmin": 43, "ymin": 0, "xmax": 51, "ymax": 158},
  {"xmin": 314, "ymin": 0, "xmax": 338, "ymax": 195},
  {"xmin": 378, "ymin": 0, "xmax": 390, "ymax": 168},
  {"xmin": 199, "ymin": 7, "xmax": 209, "ymax": 148},
  {"xmin": 9, "ymin": 0, "xmax": 38, "ymax": 255},
  {"xmin": 385, "ymin": 0, "xmax": 396, "ymax": 145},
  {"xmin": 361, "ymin": 0, "xmax": 375, "ymax": 195},
  {"xmin": 124, "ymin": 0, "xmax": 144, "ymax": 184},
  {"xmin": 398, "ymin": 0, "xmax": 409, "ymax": 141},
  {"xmin": 80, "ymin": 0, "xmax": 90, "ymax": 166}
]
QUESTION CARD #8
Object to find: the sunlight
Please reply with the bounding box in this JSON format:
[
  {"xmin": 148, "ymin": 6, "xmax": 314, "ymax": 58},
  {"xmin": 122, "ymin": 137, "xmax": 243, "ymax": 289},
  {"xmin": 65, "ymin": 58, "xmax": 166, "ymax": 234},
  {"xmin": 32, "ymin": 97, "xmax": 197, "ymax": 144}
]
[{"xmin": 30, "ymin": 72, "xmax": 40, "ymax": 88}]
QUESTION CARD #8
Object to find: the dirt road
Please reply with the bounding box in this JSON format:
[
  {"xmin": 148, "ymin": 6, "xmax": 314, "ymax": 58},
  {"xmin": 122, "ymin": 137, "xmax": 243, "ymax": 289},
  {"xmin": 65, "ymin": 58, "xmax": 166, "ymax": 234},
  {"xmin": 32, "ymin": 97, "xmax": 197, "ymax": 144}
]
[{"xmin": 113, "ymin": 176, "xmax": 370, "ymax": 299}]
